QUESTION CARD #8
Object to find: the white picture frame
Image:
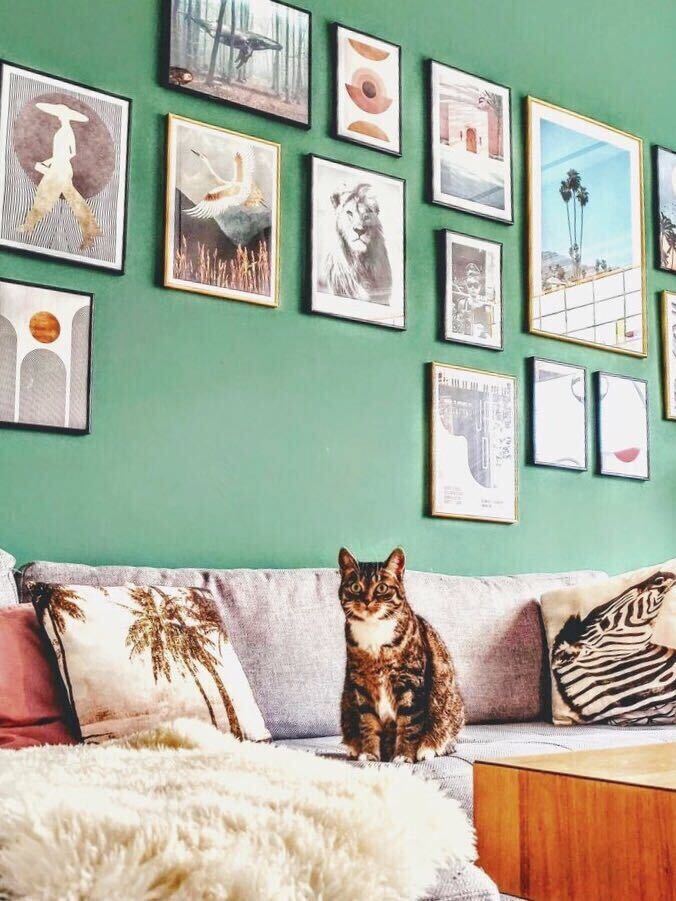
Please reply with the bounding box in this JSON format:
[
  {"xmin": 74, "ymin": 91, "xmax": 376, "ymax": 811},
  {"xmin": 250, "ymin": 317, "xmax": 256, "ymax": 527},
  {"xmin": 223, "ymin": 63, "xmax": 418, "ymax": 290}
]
[
  {"xmin": 430, "ymin": 362, "xmax": 518, "ymax": 523},
  {"xmin": 309, "ymin": 154, "xmax": 406, "ymax": 330}
]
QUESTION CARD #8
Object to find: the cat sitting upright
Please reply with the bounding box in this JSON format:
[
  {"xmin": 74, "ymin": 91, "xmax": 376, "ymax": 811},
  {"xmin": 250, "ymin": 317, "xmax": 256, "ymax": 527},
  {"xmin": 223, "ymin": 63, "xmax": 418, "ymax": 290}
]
[{"xmin": 338, "ymin": 547, "xmax": 464, "ymax": 763}]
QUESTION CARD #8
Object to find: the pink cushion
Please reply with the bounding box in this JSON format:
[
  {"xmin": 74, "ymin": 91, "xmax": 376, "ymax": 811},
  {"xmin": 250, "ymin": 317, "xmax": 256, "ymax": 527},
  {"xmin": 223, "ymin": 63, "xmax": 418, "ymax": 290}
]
[{"xmin": 0, "ymin": 606, "xmax": 76, "ymax": 749}]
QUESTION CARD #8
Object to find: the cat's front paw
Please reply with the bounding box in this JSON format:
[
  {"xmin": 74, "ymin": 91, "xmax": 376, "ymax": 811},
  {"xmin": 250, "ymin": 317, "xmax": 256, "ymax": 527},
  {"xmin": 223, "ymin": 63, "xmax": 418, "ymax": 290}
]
[
  {"xmin": 358, "ymin": 752, "xmax": 380, "ymax": 762},
  {"xmin": 415, "ymin": 745, "xmax": 438, "ymax": 762},
  {"xmin": 392, "ymin": 754, "xmax": 414, "ymax": 764}
]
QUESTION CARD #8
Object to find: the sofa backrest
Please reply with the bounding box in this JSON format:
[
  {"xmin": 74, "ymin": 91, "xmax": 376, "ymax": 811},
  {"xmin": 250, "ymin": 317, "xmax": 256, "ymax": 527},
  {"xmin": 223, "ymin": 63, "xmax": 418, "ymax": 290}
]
[{"xmin": 19, "ymin": 561, "xmax": 605, "ymax": 739}]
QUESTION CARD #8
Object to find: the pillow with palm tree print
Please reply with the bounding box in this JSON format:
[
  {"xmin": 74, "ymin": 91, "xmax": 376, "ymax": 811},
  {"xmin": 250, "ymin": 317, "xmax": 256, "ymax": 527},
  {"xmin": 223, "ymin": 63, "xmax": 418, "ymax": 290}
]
[{"xmin": 28, "ymin": 582, "xmax": 270, "ymax": 744}]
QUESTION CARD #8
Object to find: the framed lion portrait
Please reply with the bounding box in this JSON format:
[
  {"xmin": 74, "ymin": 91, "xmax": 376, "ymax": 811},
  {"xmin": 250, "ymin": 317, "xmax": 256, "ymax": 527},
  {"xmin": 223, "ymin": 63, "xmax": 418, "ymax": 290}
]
[{"xmin": 309, "ymin": 155, "xmax": 406, "ymax": 329}]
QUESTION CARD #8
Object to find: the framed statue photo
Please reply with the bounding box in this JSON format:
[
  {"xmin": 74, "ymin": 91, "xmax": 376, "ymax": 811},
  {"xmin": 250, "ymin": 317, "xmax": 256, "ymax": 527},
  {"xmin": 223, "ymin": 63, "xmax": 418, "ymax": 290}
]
[
  {"xmin": 527, "ymin": 98, "xmax": 646, "ymax": 356},
  {"xmin": 164, "ymin": 114, "xmax": 280, "ymax": 307},
  {"xmin": 662, "ymin": 291, "xmax": 676, "ymax": 421},
  {"xmin": 0, "ymin": 276, "xmax": 93, "ymax": 435},
  {"xmin": 0, "ymin": 61, "xmax": 131, "ymax": 272},
  {"xmin": 443, "ymin": 229, "xmax": 502, "ymax": 349},
  {"xmin": 429, "ymin": 60, "xmax": 513, "ymax": 223},
  {"xmin": 429, "ymin": 362, "xmax": 518, "ymax": 524},
  {"xmin": 596, "ymin": 372, "xmax": 649, "ymax": 480},
  {"xmin": 164, "ymin": 0, "xmax": 312, "ymax": 129},
  {"xmin": 309, "ymin": 154, "xmax": 405, "ymax": 329},
  {"xmin": 655, "ymin": 146, "xmax": 676, "ymax": 273},
  {"xmin": 333, "ymin": 24, "xmax": 401, "ymax": 157},
  {"xmin": 530, "ymin": 357, "xmax": 587, "ymax": 471}
]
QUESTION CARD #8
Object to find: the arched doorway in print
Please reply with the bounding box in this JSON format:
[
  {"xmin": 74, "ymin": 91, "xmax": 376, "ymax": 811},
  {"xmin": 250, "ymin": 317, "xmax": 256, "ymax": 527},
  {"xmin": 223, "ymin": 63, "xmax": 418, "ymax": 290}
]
[{"xmin": 466, "ymin": 128, "xmax": 477, "ymax": 153}]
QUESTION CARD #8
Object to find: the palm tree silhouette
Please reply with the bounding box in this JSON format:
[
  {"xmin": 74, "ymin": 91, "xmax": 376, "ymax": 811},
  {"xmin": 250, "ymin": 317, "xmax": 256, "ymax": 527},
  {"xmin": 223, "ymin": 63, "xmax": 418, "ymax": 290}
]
[
  {"xmin": 124, "ymin": 586, "xmax": 242, "ymax": 738},
  {"xmin": 31, "ymin": 582, "xmax": 85, "ymax": 725},
  {"xmin": 559, "ymin": 170, "xmax": 589, "ymax": 278}
]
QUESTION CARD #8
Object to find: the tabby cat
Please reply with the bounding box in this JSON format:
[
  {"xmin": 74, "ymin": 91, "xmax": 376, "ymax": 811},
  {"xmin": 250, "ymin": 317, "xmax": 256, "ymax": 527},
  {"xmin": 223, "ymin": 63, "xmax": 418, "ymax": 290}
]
[{"xmin": 338, "ymin": 547, "xmax": 464, "ymax": 763}]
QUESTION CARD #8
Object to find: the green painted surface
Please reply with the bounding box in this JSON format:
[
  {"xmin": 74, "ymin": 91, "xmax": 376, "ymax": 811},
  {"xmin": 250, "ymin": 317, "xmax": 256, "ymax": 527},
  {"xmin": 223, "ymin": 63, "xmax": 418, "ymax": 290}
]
[{"xmin": 1, "ymin": 0, "xmax": 674, "ymax": 575}]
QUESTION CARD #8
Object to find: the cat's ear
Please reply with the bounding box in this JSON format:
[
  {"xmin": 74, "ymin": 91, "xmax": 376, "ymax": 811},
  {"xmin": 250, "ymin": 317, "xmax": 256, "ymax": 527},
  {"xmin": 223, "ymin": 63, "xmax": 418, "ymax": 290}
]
[
  {"xmin": 338, "ymin": 547, "xmax": 358, "ymax": 575},
  {"xmin": 383, "ymin": 547, "xmax": 405, "ymax": 579}
]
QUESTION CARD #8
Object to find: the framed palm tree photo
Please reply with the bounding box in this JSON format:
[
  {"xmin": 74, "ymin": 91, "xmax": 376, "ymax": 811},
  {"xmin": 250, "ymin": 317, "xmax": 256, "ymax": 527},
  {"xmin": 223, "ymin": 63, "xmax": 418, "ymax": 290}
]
[
  {"xmin": 527, "ymin": 98, "xmax": 646, "ymax": 357},
  {"xmin": 655, "ymin": 146, "xmax": 676, "ymax": 273},
  {"xmin": 164, "ymin": 114, "xmax": 281, "ymax": 307}
]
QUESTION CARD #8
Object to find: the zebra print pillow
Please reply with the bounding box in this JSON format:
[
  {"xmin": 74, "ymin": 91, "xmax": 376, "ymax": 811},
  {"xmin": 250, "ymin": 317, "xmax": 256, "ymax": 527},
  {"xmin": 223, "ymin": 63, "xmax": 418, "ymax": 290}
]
[{"xmin": 541, "ymin": 561, "xmax": 676, "ymax": 726}]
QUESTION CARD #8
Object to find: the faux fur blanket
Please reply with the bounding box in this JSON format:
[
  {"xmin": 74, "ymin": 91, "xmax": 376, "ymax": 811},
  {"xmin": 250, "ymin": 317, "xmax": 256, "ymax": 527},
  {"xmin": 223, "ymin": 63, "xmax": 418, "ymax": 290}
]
[{"xmin": 0, "ymin": 719, "xmax": 475, "ymax": 900}]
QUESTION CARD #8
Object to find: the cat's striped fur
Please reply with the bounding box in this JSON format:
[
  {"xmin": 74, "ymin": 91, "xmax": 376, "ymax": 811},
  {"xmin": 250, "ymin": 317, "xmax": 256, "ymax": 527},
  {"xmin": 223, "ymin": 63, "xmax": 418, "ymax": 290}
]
[{"xmin": 339, "ymin": 548, "xmax": 464, "ymax": 763}]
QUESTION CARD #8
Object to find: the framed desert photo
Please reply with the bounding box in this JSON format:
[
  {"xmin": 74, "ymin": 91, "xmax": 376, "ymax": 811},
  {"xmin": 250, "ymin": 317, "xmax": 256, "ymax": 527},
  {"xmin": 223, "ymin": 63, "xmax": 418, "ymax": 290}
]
[
  {"xmin": 164, "ymin": 114, "xmax": 280, "ymax": 307},
  {"xmin": 662, "ymin": 291, "xmax": 676, "ymax": 421},
  {"xmin": 596, "ymin": 372, "xmax": 649, "ymax": 480},
  {"xmin": 429, "ymin": 60, "xmax": 512, "ymax": 223},
  {"xmin": 527, "ymin": 98, "xmax": 646, "ymax": 356},
  {"xmin": 655, "ymin": 146, "xmax": 676, "ymax": 273},
  {"xmin": 309, "ymin": 155, "xmax": 405, "ymax": 330},
  {"xmin": 0, "ymin": 61, "xmax": 130, "ymax": 272},
  {"xmin": 165, "ymin": 0, "xmax": 311, "ymax": 129},
  {"xmin": 430, "ymin": 362, "xmax": 517, "ymax": 524},
  {"xmin": 0, "ymin": 276, "xmax": 93, "ymax": 435},
  {"xmin": 443, "ymin": 229, "xmax": 502, "ymax": 349},
  {"xmin": 530, "ymin": 357, "xmax": 587, "ymax": 471},
  {"xmin": 334, "ymin": 24, "xmax": 401, "ymax": 157}
]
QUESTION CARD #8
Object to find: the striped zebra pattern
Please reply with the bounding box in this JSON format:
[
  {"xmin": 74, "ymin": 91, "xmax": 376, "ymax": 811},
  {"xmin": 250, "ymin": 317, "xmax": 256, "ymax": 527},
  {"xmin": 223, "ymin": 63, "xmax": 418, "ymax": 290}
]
[{"xmin": 551, "ymin": 571, "xmax": 676, "ymax": 725}]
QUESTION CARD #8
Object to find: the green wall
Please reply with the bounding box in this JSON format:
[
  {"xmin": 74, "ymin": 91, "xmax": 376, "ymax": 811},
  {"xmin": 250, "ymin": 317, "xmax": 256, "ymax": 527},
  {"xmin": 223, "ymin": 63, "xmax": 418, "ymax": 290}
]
[{"xmin": 1, "ymin": 0, "xmax": 674, "ymax": 576}]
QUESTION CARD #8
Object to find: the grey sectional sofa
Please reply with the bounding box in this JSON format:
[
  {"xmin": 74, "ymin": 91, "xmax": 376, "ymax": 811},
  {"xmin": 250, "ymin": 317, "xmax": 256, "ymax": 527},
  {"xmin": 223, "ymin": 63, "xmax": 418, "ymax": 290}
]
[{"xmin": 17, "ymin": 560, "xmax": 676, "ymax": 901}]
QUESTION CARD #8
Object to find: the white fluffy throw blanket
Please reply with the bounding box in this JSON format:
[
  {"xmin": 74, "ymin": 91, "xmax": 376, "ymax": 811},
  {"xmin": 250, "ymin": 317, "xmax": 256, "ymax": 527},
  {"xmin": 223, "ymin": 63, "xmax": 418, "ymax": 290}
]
[{"xmin": 0, "ymin": 719, "xmax": 475, "ymax": 900}]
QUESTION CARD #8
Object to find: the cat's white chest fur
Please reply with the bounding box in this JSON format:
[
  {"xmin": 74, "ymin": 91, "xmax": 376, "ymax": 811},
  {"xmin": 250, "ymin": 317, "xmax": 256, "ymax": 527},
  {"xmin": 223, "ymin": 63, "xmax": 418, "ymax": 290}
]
[{"xmin": 350, "ymin": 616, "xmax": 397, "ymax": 654}]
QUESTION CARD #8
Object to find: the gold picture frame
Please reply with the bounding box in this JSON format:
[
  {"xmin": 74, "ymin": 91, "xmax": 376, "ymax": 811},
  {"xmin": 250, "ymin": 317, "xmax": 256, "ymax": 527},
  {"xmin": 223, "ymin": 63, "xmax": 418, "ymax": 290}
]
[
  {"xmin": 526, "ymin": 97, "xmax": 646, "ymax": 357},
  {"xmin": 662, "ymin": 291, "xmax": 676, "ymax": 421},
  {"xmin": 429, "ymin": 361, "xmax": 519, "ymax": 524},
  {"xmin": 164, "ymin": 113, "xmax": 281, "ymax": 307}
]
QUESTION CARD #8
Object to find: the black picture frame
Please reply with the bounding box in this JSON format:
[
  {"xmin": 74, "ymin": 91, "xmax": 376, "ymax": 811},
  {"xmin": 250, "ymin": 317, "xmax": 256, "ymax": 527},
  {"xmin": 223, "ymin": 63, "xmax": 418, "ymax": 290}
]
[
  {"xmin": 0, "ymin": 59, "xmax": 132, "ymax": 275},
  {"xmin": 441, "ymin": 227, "xmax": 504, "ymax": 350},
  {"xmin": 653, "ymin": 144, "xmax": 676, "ymax": 274},
  {"xmin": 529, "ymin": 356, "xmax": 588, "ymax": 471},
  {"xmin": 161, "ymin": 0, "xmax": 312, "ymax": 131},
  {"xmin": 331, "ymin": 22, "xmax": 402, "ymax": 158},
  {"xmin": 595, "ymin": 371, "xmax": 650, "ymax": 481},
  {"xmin": 307, "ymin": 153, "xmax": 407, "ymax": 331},
  {"xmin": 427, "ymin": 58, "xmax": 514, "ymax": 225},
  {"xmin": 0, "ymin": 275, "xmax": 94, "ymax": 436}
]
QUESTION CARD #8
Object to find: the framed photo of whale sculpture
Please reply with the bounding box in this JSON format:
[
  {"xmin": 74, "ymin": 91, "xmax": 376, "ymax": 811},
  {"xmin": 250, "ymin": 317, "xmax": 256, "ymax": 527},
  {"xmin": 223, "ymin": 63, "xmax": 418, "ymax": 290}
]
[
  {"xmin": 164, "ymin": 114, "xmax": 280, "ymax": 307},
  {"xmin": 333, "ymin": 24, "xmax": 401, "ymax": 157},
  {"xmin": 0, "ymin": 276, "xmax": 93, "ymax": 435},
  {"xmin": 429, "ymin": 60, "xmax": 513, "ymax": 223},
  {"xmin": 596, "ymin": 372, "xmax": 649, "ymax": 480},
  {"xmin": 662, "ymin": 291, "xmax": 676, "ymax": 421},
  {"xmin": 530, "ymin": 357, "xmax": 587, "ymax": 471},
  {"xmin": 527, "ymin": 98, "xmax": 646, "ymax": 356},
  {"xmin": 429, "ymin": 362, "xmax": 518, "ymax": 523},
  {"xmin": 309, "ymin": 155, "xmax": 406, "ymax": 330},
  {"xmin": 0, "ymin": 61, "xmax": 130, "ymax": 272},
  {"xmin": 443, "ymin": 229, "xmax": 502, "ymax": 349},
  {"xmin": 655, "ymin": 146, "xmax": 676, "ymax": 273},
  {"xmin": 164, "ymin": 0, "xmax": 312, "ymax": 129}
]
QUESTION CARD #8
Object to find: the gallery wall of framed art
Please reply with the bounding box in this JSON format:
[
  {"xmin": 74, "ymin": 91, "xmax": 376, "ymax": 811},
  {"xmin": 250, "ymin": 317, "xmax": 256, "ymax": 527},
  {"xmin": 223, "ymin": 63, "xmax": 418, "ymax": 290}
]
[{"xmin": 2, "ymin": 0, "xmax": 675, "ymax": 580}]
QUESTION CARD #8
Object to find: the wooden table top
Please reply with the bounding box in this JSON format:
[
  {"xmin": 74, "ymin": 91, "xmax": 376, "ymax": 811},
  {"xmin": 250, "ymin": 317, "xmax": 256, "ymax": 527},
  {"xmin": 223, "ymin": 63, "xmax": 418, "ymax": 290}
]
[{"xmin": 477, "ymin": 742, "xmax": 676, "ymax": 791}]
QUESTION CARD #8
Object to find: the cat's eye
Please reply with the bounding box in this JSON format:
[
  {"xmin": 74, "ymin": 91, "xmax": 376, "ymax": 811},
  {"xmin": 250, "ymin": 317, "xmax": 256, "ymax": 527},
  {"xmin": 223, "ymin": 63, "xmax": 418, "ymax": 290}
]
[
  {"xmin": 349, "ymin": 581, "xmax": 361, "ymax": 594},
  {"xmin": 375, "ymin": 583, "xmax": 389, "ymax": 595}
]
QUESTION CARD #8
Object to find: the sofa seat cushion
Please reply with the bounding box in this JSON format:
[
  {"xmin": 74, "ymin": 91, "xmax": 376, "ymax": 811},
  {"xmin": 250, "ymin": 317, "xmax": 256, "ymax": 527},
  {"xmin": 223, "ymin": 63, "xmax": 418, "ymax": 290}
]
[
  {"xmin": 20, "ymin": 561, "xmax": 605, "ymax": 739},
  {"xmin": 277, "ymin": 721, "xmax": 676, "ymax": 818}
]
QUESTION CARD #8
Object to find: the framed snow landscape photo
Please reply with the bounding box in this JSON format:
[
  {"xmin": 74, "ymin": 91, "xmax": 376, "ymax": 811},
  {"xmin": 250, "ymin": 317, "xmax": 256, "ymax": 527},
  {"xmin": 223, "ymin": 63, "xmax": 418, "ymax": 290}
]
[
  {"xmin": 164, "ymin": 114, "xmax": 280, "ymax": 307},
  {"xmin": 429, "ymin": 60, "xmax": 513, "ymax": 224},
  {"xmin": 527, "ymin": 98, "xmax": 646, "ymax": 357}
]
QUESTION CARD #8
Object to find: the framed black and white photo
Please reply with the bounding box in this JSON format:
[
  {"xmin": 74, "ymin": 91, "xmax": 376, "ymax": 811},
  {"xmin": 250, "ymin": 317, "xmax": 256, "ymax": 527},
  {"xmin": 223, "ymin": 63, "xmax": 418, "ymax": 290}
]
[
  {"xmin": 164, "ymin": 0, "xmax": 312, "ymax": 130},
  {"xmin": 430, "ymin": 362, "xmax": 517, "ymax": 523},
  {"xmin": 333, "ymin": 24, "xmax": 401, "ymax": 157},
  {"xmin": 596, "ymin": 372, "xmax": 649, "ymax": 480},
  {"xmin": 530, "ymin": 357, "xmax": 587, "ymax": 471},
  {"xmin": 662, "ymin": 291, "xmax": 676, "ymax": 421},
  {"xmin": 0, "ymin": 277, "xmax": 93, "ymax": 435},
  {"xmin": 309, "ymin": 155, "xmax": 405, "ymax": 330},
  {"xmin": 0, "ymin": 61, "xmax": 130, "ymax": 272},
  {"xmin": 655, "ymin": 145, "xmax": 676, "ymax": 273},
  {"xmin": 429, "ymin": 60, "xmax": 513, "ymax": 223},
  {"xmin": 443, "ymin": 229, "xmax": 502, "ymax": 349}
]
